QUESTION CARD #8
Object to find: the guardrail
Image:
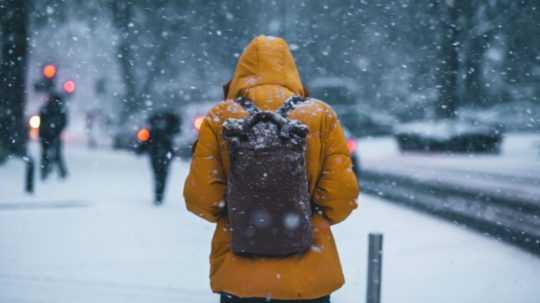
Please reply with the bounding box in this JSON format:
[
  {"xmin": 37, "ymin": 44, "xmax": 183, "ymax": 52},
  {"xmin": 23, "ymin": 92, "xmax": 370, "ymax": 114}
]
[{"xmin": 361, "ymin": 169, "xmax": 540, "ymax": 255}]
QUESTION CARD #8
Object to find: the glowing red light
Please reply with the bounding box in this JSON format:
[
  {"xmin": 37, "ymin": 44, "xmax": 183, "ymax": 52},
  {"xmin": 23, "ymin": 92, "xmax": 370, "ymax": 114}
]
[
  {"xmin": 63, "ymin": 80, "xmax": 76, "ymax": 94},
  {"xmin": 347, "ymin": 138, "xmax": 358, "ymax": 154},
  {"xmin": 137, "ymin": 128, "xmax": 150, "ymax": 142},
  {"xmin": 43, "ymin": 64, "xmax": 57, "ymax": 79}
]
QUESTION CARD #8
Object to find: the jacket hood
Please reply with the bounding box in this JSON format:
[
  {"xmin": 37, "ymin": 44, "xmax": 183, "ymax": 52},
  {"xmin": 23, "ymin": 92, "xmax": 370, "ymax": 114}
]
[{"xmin": 226, "ymin": 35, "xmax": 306, "ymax": 100}]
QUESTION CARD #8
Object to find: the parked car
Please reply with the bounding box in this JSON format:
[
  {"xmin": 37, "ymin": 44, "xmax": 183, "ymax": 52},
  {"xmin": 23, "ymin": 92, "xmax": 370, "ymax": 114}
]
[
  {"xmin": 308, "ymin": 77, "xmax": 395, "ymax": 137},
  {"xmin": 343, "ymin": 126, "xmax": 361, "ymax": 178},
  {"xmin": 111, "ymin": 112, "xmax": 149, "ymax": 151},
  {"xmin": 394, "ymin": 119, "xmax": 504, "ymax": 154},
  {"xmin": 109, "ymin": 100, "xmax": 214, "ymax": 157},
  {"xmin": 175, "ymin": 102, "xmax": 215, "ymax": 160},
  {"xmin": 112, "ymin": 127, "xmax": 141, "ymax": 151}
]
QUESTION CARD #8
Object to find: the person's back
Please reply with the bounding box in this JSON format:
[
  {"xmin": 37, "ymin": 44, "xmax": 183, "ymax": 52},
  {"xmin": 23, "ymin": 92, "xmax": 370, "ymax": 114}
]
[
  {"xmin": 183, "ymin": 36, "xmax": 359, "ymax": 302},
  {"xmin": 147, "ymin": 112, "xmax": 179, "ymax": 150},
  {"xmin": 38, "ymin": 92, "xmax": 68, "ymax": 179},
  {"xmin": 39, "ymin": 93, "xmax": 67, "ymax": 141},
  {"xmin": 146, "ymin": 111, "xmax": 180, "ymax": 205}
]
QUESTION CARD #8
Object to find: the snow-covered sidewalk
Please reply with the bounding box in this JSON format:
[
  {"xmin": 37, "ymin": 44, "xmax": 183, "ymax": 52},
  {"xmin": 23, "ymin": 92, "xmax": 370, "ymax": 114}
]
[
  {"xmin": 359, "ymin": 133, "xmax": 540, "ymax": 181},
  {"xmin": 1, "ymin": 145, "xmax": 540, "ymax": 302},
  {"xmin": 357, "ymin": 133, "xmax": 540, "ymax": 252}
]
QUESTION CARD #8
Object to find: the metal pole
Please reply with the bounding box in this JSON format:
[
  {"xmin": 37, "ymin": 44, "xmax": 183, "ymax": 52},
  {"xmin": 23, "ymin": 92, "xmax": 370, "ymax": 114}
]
[
  {"xmin": 22, "ymin": 154, "xmax": 34, "ymax": 193},
  {"xmin": 366, "ymin": 233, "xmax": 383, "ymax": 303}
]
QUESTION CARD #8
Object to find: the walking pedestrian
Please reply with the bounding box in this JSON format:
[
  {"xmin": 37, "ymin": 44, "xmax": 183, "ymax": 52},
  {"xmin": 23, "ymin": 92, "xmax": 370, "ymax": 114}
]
[
  {"xmin": 184, "ymin": 36, "xmax": 359, "ymax": 302},
  {"xmin": 138, "ymin": 111, "xmax": 180, "ymax": 205},
  {"xmin": 39, "ymin": 92, "xmax": 68, "ymax": 180}
]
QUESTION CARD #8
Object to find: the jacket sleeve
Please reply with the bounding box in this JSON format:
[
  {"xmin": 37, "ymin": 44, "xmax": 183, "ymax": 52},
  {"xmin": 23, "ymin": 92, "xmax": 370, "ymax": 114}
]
[
  {"xmin": 183, "ymin": 116, "xmax": 226, "ymax": 223},
  {"xmin": 312, "ymin": 108, "xmax": 359, "ymax": 224}
]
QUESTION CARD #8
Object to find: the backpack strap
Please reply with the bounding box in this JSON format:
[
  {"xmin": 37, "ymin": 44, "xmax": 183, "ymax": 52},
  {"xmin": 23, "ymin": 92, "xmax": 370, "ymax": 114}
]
[
  {"xmin": 234, "ymin": 95, "xmax": 306, "ymax": 118},
  {"xmin": 234, "ymin": 96, "xmax": 260, "ymax": 115},
  {"xmin": 276, "ymin": 96, "xmax": 307, "ymax": 118}
]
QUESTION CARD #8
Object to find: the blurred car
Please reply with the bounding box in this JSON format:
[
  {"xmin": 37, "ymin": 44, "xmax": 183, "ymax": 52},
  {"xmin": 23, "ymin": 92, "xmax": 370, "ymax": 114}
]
[
  {"xmin": 308, "ymin": 77, "xmax": 395, "ymax": 137},
  {"xmin": 112, "ymin": 127, "xmax": 141, "ymax": 151},
  {"xmin": 175, "ymin": 115, "xmax": 204, "ymax": 160},
  {"xmin": 111, "ymin": 109, "xmax": 148, "ymax": 151},
  {"xmin": 343, "ymin": 126, "xmax": 361, "ymax": 178},
  {"xmin": 110, "ymin": 101, "xmax": 215, "ymax": 158},
  {"xmin": 340, "ymin": 111, "xmax": 395, "ymax": 137},
  {"xmin": 175, "ymin": 102, "xmax": 215, "ymax": 160},
  {"xmin": 394, "ymin": 119, "xmax": 504, "ymax": 154}
]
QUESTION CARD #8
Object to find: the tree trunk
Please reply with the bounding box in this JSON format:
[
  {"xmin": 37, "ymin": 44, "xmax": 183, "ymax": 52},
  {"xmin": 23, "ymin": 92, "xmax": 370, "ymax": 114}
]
[
  {"xmin": 464, "ymin": 34, "xmax": 489, "ymax": 106},
  {"xmin": 462, "ymin": 0, "xmax": 485, "ymax": 107},
  {"xmin": 111, "ymin": 2, "xmax": 140, "ymax": 120},
  {"xmin": 437, "ymin": 0, "xmax": 460, "ymax": 119},
  {"xmin": 0, "ymin": 0, "xmax": 29, "ymax": 155}
]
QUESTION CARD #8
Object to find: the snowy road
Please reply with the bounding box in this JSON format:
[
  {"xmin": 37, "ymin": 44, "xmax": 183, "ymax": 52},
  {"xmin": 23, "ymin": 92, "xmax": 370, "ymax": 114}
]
[{"xmin": 1, "ymin": 145, "xmax": 540, "ymax": 302}]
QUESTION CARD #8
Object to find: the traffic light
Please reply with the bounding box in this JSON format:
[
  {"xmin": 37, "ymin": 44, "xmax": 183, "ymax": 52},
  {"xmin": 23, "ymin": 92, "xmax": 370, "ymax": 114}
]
[
  {"xmin": 63, "ymin": 80, "xmax": 76, "ymax": 94},
  {"xmin": 43, "ymin": 64, "xmax": 57, "ymax": 79},
  {"xmin": 34, "ymin": 64, "xmax": 57, "ymax": 92},
  {"xmin": 36, "ymin": 64, "xmax": 76, "ymax": 96}
]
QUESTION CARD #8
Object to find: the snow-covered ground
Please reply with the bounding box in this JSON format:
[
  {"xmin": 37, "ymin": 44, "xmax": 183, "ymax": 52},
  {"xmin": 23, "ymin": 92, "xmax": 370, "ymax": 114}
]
[
  {"xmin": 358, "ymin": 132, "xmax": 540, "ymax": 173},
  {"xmin": 358, "ymin": 133, "xmax": 540, "ymax": 201},
  {"xmin": 1, "ymin": 144, "xmax": 540, "ymax": 302}
]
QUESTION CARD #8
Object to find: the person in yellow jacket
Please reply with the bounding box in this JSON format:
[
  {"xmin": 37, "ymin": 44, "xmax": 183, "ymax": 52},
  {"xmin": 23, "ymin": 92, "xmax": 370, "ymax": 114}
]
[{"xmin": 183, "ymin": 35, "xmax": 359, "ymax": 303}]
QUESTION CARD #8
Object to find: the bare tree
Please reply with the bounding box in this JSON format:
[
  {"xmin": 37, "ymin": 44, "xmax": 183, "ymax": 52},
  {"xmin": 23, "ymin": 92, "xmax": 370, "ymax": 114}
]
[
  {"xmin": 436, "ymin": 0, "xmax": 460, "ymax": 119},
  {"xmin": 111, "ymin": 1, "xmax": 139, "ymax": 119},
  {"xmin": 0, "ymin": 0, "xmax": 29, "ymax": 155}
]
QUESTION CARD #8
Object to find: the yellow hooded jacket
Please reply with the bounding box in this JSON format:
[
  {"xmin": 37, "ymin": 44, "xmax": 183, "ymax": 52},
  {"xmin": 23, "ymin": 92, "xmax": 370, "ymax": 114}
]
[{"xmin": 183, "ymin": 35, "xmax": 359, "ymax": 300}]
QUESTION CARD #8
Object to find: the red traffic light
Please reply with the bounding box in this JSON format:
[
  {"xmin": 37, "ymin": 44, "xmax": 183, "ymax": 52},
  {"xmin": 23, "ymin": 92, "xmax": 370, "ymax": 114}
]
[
  {"xmin": 63, "ymin": 80, "xmax": 76, "ymax": 94},
  {"xmin": 137, "ymin": 128, "xmax": 150, "ymax": 142},
  {"xmin": 43, "ymin": 64, "xmax": 57, "ymax": 79}
]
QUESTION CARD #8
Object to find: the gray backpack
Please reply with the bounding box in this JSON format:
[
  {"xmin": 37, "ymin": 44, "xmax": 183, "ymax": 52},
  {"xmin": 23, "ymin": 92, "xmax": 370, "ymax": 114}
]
[{"xmin": 223, "ymin": 96, "xmax": 313, "ymax": 256}]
